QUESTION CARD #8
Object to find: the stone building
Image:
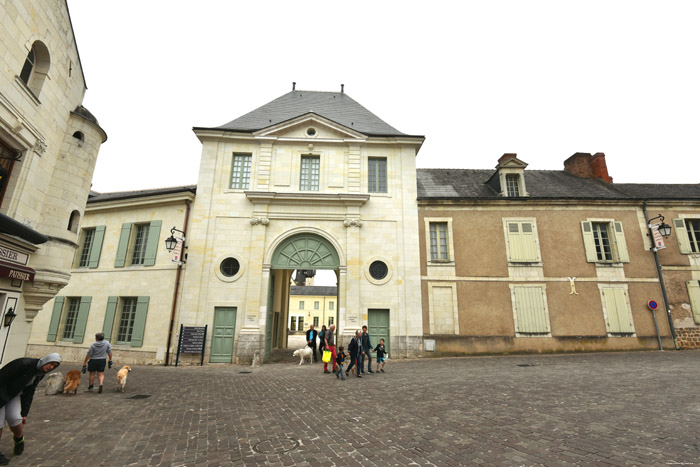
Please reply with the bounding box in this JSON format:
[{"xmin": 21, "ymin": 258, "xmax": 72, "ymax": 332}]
[
  {"xmin": 0, "ymin": 0, "xmax": 106, "ymax": 364},
  {"xmin": 288, "ymin": 285, "xmax": 338, "ymax": 333},
  {"xmin": 417, "ymin": 152, "xmax": 700, "ymax": 354}
]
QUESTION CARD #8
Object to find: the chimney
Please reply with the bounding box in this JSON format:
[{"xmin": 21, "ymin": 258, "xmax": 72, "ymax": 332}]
[
  {"xmin": 292, "ymin": 82, "xmax": 296, "ymax": 91},
  {"xmin": 341, "ymin": 84, "xmax": 344, "ymax": 93},
  {"xmin": 497, "ymin": 153, "xmax": 517, "ymax": 165},
  {"xmin": 563, "ymin": 152, "xmax": 613, "ymax": 183}
]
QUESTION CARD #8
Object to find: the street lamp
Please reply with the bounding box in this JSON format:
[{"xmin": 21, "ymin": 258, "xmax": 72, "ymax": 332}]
[
  {"xmin": 648, "ymin": 214, "xmax": 672, "ymax": 239},
  {"xmin": 164, "ymin": 227, "xmax": 185, "ymax": 252}
]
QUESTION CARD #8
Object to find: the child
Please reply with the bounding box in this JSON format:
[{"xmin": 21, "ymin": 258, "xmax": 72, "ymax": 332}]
[
  {"xmin": 336, "ymin": 346, "xmax": 346, "ymax": 380},
  {"xmin": 374, "ymin": 339, "xmax": 387, "ymax": 373}
]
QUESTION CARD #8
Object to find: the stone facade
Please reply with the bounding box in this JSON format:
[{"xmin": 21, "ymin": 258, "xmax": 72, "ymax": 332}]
[{"xmin": 0, "ymin": 0, "xmax": 105, "ymax": 364}]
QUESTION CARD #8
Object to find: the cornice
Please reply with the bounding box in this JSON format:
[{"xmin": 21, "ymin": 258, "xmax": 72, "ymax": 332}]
[
  {"xmin": 86, "ymin": 192, "xmax": 195, "ymax": 212},
  {"xmin": 245, "ymin": 191, "xmax": 369, "ymax": 207}
]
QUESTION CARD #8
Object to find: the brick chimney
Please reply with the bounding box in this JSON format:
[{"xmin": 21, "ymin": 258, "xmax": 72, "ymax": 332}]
[{"xmin": 564, "ymin": 152, "xmax": 613, "ymax": 183}]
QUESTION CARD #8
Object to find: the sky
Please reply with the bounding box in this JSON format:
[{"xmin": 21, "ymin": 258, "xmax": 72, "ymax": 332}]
[{"xmin": 67, "ymin": 0, "xmax": 700, "ymax": 195}]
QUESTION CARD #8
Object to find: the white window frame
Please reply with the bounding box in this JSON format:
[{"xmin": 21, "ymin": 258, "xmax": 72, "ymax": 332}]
[
  {"xmin": 427, "ymin": 282, "xmax": 459, "ymax": 335},
  {"xmin": 582, "ymin": 218, "xmax": 629, "ymax": 264}
]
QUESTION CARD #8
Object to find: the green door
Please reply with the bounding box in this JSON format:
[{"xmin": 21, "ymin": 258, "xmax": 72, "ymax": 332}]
[
  {"xmin": 210, "ymin": 307, "xmax": 236, "ymax": 363},
  {"xmin": 368, "ymin": 309, "xmax": 390, "ymax": 355},
  {"xmin": 265, "ymin": 272, "xmax": 275, "ymax": 361}
]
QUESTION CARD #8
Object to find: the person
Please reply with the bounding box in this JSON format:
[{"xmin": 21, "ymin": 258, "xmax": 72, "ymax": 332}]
[
  {"xmin": 323, "ymin": 324, "xmax": 337, "ymax": 374},
  {"xmin": 82, "ymin": 332, "xmax": 113, "ymax": 393},
  {"xmin": 346, "ymin": 330, "xmax": 363, "ymax": 378},
  {"xmin": 374, "ymin": 339, "xmax": 387, "ymax": 372},
  {"xmin": 335, "ymin": 346, "xmax": 346, "ymax": 380},
  {"xmin": 318, "ymin": 325, "xmax": 327, "ymax": 357},
  {"xmin": 305, "ymin": 324, "xmax": 318, "ymax": 362},
  {"xmin": 360, "ymin": 325, "xmax": 374, "ymax": 374},
  {"xmin": 0, "ymin": 353, "xmax": 61, "ymax": 464}
]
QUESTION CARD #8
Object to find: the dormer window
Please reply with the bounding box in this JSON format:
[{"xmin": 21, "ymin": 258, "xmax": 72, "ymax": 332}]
[{"xmin": 505, "ymin": 174, "xmax": 521, "ymax": 197}]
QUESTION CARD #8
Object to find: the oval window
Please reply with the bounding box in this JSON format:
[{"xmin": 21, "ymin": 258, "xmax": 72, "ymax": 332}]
[
  {"xmin": 306, "ymin": 127, "xmax": 317, "ymax": 137},
  {"xmin": 369, "ymin": 261, "xmax": 388, "ymax": 280},
  {"xmin": 220, "ymin": 258, "xmax": 240, "ymax": 277}
]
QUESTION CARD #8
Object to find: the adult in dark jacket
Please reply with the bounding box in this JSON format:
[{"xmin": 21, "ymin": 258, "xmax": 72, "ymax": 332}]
[
  {"xmin": 346, "ymin": 330, "xmax": 363, "ymax": 378},
  {"xmin": 0, "ymin": 353, "xmax": 61, "ymax": 464},
  {"xmin": 305, "ymin": 324, "xmax": 318, "ymax": 362},
  {"xmin": 360, "ymin": 325, "xmax": 374, "ymax": 374}
]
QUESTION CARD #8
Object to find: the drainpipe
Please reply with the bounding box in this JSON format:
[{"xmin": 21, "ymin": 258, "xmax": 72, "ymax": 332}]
[
  {"xmin": 643, "ymin": 201, "xmax": 678, "ymax": 350},
  {"xmin": 164, "ymin": 199, "xmax": 191, "ymax": 365}
]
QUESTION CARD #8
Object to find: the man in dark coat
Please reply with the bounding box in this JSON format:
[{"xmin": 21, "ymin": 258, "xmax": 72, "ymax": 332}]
[
  {"xmin": 346, "ymin": 330, "xmax": 363, "ymax": 378},
  {"xmin": 0, "ymin": 353, "xmax": 61, "ymax": 464},
  {"xmin": 305, "ymin": 324, "xmax": 318, "ymax": 362}
]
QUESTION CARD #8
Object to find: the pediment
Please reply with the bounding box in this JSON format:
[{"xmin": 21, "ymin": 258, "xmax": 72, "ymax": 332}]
[
  {"xmin": 496, "ymin": 154, "xmax": 528, "ymax": 169},
  {"xmin": 254, "ymin": 113, "xmax": 366, "ymax": 141}
]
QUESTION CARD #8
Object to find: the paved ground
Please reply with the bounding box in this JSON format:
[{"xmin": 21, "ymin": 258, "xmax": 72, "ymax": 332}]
[{"xmin": 1, "ymin": 350, "xmax": 699, "ymax": 466}]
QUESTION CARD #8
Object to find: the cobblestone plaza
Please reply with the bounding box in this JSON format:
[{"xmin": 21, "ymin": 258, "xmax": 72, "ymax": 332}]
[{"xmin": 3, "ymin": 351, "xmax": 699, "ymax": 466}]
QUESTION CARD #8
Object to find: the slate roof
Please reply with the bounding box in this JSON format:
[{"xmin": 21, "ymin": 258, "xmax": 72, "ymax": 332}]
[
  {"xmin": 198, "ymin": 90, "xmax": 420, "ymax": 138},
  {"xmin": 417, "ymin": 169, "xmax": 700, "ymax": 201},
  {"xmin": 290, "ymin": 286, "xmax": 338, "ymax": 296},
  {"xmin": 88, "ymin": 185, "xmax": 196, "ymax": 204}
]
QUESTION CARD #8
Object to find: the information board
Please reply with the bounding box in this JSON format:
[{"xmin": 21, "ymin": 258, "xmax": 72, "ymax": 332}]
[{"xmin": 175, "ymin": 324, "xmax": 207, "ymax": 366}]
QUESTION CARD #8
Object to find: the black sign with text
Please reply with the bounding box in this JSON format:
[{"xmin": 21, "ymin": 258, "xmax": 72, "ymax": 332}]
[{"xmin": 180, "ymin": 326, "xmax": 206, "ymax": 353}]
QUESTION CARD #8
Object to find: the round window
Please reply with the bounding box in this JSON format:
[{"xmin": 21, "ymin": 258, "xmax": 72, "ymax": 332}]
[
  {"xmin": 306, "ymin": 127, "xmax": 317, "ymax": 137},
  {"xmin": 220, "ymin": 258, "xmax": 240, "ymax": 277},
  {"xmin": 369, "ymin": 261, "xmax": 388, "ymax": 280}
]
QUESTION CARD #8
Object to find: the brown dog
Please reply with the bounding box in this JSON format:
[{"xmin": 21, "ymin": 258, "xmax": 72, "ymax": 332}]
[
  {"xmin": 116, "ymin": 366, "xmax": 131, "ymax": 392},
  {"xmin": 63, "ymin": 370, "xmax": 81, "ymax": 395}
]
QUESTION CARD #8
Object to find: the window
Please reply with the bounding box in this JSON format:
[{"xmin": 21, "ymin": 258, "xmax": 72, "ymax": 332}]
[
  {"xmin": 220, "ymin": 258, "xmax": 240, "ymax": 277},
  {"xmin": 61, "ymin": 298, "xmax": 81, "ymax": 341},
  {"xmin": 600, "ymin": 286, "xmax": 634, "ymax": 334},
  {"xmin": 504, "ymin": 220, "xmax": 540, "ymax": 263},
  {"xmin": 685, "ymin": 219, "xmax": 700, "ymax": 253},
  {"xmin": 329, "ymin": 301, "xmax": 334, "ymax": 311},
  {"xmin": 428, "ymin": 283, "xmax": 459, "ymax": 334},
  {"xmin": 0, "ymin": 140, "xmax": 16, "ymax": 206},
  {"xmin": 230, "ymin": 154, "xmax": 252, "ymax": 189},
  {"xmin": 313, "ymin": 316, "xmax": 319, "ymax": 327},
  {"xmin": 511, "ymin": 285, "xmax": 550, "ymax": 335},
  {"xmin": 300, "ymin": 156, "xmax": 320, "ymax": 191},
  {"xmin": 104, "ymin": 296, "xmax": 149, "ymax": 347},
  {"xmin": 505, "ymin": 174, "xmax": 521, "ymax": 197},
  {"xmin": 115, "ymin": 221, "xmax": 162, "ymax": 268},
  {"xmin": 328, "ymin": 316, "xmax": 334, "ymax": 326},
  {"xmin": 47, "ymin": 296, "xmax": 91, "ymax": 344},
  {"xmin": 368, "ymin": 158, "xmax": 387, "ymax": 193},
  {"xmin": 581, "ymin": 220, "xmax": 629, "ymax": 263},
  {"xmin": 369, "ymin": 260, "xmax": 389, "ymax": 280},
  {"xmin": 687, "ymin": 281, "xmax": 700, "ymax": 324},
  {"xmin": 299, "ymin": 301, "xmax": 305, "ymax": 310},
  {"xmin": 314, "ymin": 301, "xmax": 319, "ymax": 310},
  {"xmin": 18, "ymin": 41, "xmax": 50, "ymax": 98},
  {"xmin": 77, "ymin": 228, "xmax": 95, "ymax": 267},
  {"xmin": 68, "ymin": 210, "xmax": 80, "ymax": 233},
  {"xmin": 429, "ymin": 222, "xmax": 449, "ymax": 261},
  {"xmin": 116, "ymin": 298, "xmax": 138, "ymax": 344},
  {"xmin": 131, "ymin": 224, "xmax": 150, "ymax": 265}
]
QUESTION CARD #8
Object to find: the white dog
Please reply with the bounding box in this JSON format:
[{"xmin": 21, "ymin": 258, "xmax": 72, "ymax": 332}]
[{"xmin": 293, "ymin": 347, "xmax": 313, "ymax": 365}]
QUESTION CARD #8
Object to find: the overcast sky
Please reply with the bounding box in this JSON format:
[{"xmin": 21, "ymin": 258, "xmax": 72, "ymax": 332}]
[{"xmin": 68, "ymin": 1, "xmax": 700, "ymax": 194}]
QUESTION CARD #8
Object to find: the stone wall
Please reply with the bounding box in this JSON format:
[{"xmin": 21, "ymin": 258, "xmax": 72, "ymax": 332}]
[{"xmin": 676, "ymin": 328, "xmax": 700, "ymax": 349}]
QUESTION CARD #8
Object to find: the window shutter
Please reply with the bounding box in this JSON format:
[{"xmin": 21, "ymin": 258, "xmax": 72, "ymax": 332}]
[
  {"xmin": 674, "ymin": 219, "xmax": 692, "ymax": 254},
  {"xmin": 613, "ymin": 222, "xmax": 630, "ymax": 263},
  {"xmin": 581, "ymin": 221, "xmax": 598, "ymax": 262},
  {"xmin": 143, "ymin": 220, "xmax": 162, "ymax": 266},
  {"xmin": 72, "ymin": 296, "xmax": 92, "ymax": 344},
  {"xmin": 115, "ymin": 223, "xmax": 132, "ymax": 267},
  {"xmin": 514, "ymin": 286, "xmax": 549, "ymax": 333},
  {"xmin": 507, "ymin": 223, "xmax": 523, "ymax": 261},
  {"xmin": 130, "ymin": 296, "xmax": 150, "ymax": 347},
  {"xmin": 47, "ymin": 296, "xmax": 65, "ymax": 342},
  {"xmin": 103, "ymin": 296, "xmax": 118, "ymax": 340},
  {"xmin": 87, "ymin": 226, "xmax": 106, "ymax": 269},
  {"xmin": 603, "ymin": 288, "xmax": 634, "ymax": 333},
  {"xmin": 687, "ymin": 281, "xmax": 700, "ymax": 324},
  {"xmin": 520, "ymin": 222, "xmax": 539, "ymax": 262}
]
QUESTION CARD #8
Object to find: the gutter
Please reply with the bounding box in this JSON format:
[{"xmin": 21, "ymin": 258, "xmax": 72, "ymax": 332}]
[{"xmin": 164, "ymin": 199, "xmax": 191, "ymax": 366}]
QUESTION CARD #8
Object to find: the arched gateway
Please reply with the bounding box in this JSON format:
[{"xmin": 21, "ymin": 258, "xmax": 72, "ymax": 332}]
[{"xmin": 265, "ymin": 233, "xmax": 340, "ymax": 361}]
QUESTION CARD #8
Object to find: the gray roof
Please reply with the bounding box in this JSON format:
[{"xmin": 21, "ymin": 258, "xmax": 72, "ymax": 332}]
[
  {"xmin": 417, "ymin": 169, "xmax": 700, "ymax": 201},
  {"xmin": 290, "ymin": 286, "xmax": 337, "ymax": 296},
  {"xmin": 88, "ymin": 185, "xmax": 196, "ymax": 204},
  {"xmin": 198, "ymin": 90, "xmax": 420, "ymax": 138}
]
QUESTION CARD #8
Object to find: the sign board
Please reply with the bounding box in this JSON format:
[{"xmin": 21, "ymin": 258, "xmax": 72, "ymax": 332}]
[
  {"xmin": 175, "ymin": 324, "xmax": 207, "ymax": 366},
  {"xmin": 171, "ymin": 238, "xmax": 184, "ymax": 263},
  {"xmin": 0, "ymin": 246, "xmax": 28, "ymax": 265},
  {"xmin": 647, "ymin": 300, "xmax": 659, "ymax": 310},
  {"xmin": 650, "ymin": 224, "xmax": 666, "ymax": 250}
]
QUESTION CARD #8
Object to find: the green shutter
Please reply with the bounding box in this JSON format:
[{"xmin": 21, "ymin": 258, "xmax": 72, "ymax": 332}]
[
  {"xmin": 142, "ymin": 220, "xmax": 162, "ymax": 266},
  {"xmin": 103, "ymin": 296, "xmax": 118, "ymax": 340},
  {"xmin": 581, "ymin": 221, "xmax": 598, "ymax": 262},
  {"xmin": 514, "ymin": 286, "xmax": 549, "ymax": 333},
  {"xmin": 47, "ymin": 296, "xmax": 65, "ymax": 342},
  {"xmin": 130, "ymin": 296, "xmax": 150, "ymax": 347},
  {"xmin": 603, "ymin": 287, "xmax": 634, "ymax": 333},
  {"xmin": 674, "ymin": 219, "xmax": 692, "ymax": 254},
  {"xmin": 613, "ymin": 222, "xmax": 630, "ymax": 263},
  {"xmin": 687, "ymin": 281, "xmax": 700, "ymax": 324},
  {"xmin": 72, "ymin": 296, "xmax": 92, "ymax": 343},
  {"xmin": 87, "ymin": 226, "xmax": 106, "ymax": 269},
  {"xmin": 115, "ymin": 223, "xmax": 132, "ymax": 267}
]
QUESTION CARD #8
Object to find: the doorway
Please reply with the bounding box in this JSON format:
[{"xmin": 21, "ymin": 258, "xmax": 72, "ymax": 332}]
[
  {"xmin": 368, "ymin": 309, "xmax": 390, "ymax": 355},
  {"xmin": 210, "ymin": 307, "xmax": 236, "ymax": 363}
]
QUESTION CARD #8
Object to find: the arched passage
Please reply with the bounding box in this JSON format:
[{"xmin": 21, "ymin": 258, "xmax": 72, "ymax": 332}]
[{"xmin": 266, "ymin": 233, "xmax": 340, "ymax": 361}]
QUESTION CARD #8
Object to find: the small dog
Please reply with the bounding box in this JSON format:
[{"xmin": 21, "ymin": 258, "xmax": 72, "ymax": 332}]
[
  {"xmin": 63, "ymin": 370, "xmax": 81, "ymax": 395},
  {"xmin": 45, "ymin": 372, "xmax": 65, "ymax": 395},
  {"xmin": 116, "ymin": 365, "xmax": 132, "ymax": 392},
  {"xmin": 292, "ymin": 347, "xmax": 313, "ymax": 365}
]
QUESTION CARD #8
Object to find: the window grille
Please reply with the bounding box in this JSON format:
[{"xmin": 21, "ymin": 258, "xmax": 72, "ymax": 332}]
[
  {"xmin": 231, "ymin": 154, "xmax": 252, "ymax": 189},
  {"xmin": 368, "ymin": 158, "xmax": 387, "ymax": 193},
  {"xmin": 686, "ymin": 219, "xmax": 700, "ymax": 253},
  {"xmin": 429, "ymin": 222, "xmax": 449, "ymax": 261},
  {"xmin": 78, "ymin": 229, "xmax": 95, "ymax": 267},
  {"xmin": 300, "ymin": 156, "xmax": 320, "ymax": 191},
  {"xmin": 131, "ymin": 224, "xmax": 150, "ymax": 265},
  {"xmin": 592, "ymin": 223, "xmax": 613, "ymax": 261},
  {"xmin": 506, "ymin": 174, "xmax": 521, "ymax": 197},
  {"xmin": 117, "ymin": 298, "xmax": 137, "ymax": 343},
  {"xmin": 62, "ymin": 298, "xmax": 80, "ymax": 340}
]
